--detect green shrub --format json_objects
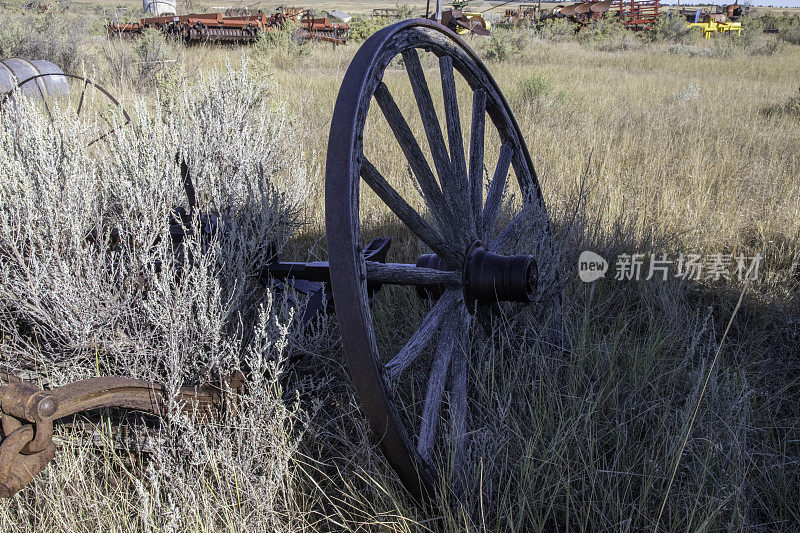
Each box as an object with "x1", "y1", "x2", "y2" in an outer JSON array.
[
  {"x1": 790, "y1": 87, "x2": 800, "y2": 117},
  {"x1": 0, "y1": 13, "x2": 85, "y2": 73},
  {"x1": 577, "y1": 18, "x2": 636, "y2": 51},
  {"x1": 250, "y1": 22, "x2": 309, "y2": 72},
  {"x1": 254, "y1": 22, "x2": 307, "y2": 56},
  {"x1": 763, "y1": 11, "x2": 800, "y2": 33},
  {"x1": 0, "y1": 20, "x2": 19, "y2": 58},
  {"x1": 515, "y1": 73, "x2": 567, "y2": 107},
  {"x1": 537, "y1": 18, "x2": 577, "y2": 42},
  {"x1": 651, "y1": 12, "x2": 692, "y2": 43},
  {"x1": 134, "y1": 29, "x2": 175, "y2": 78},
  {"x1": 484, "y1": 28, "x2": 527, "y2": 62},
  {"x1": 710, "y1": 37, "x2": 737, "y2": 58},
  {"x1": 721, "y1": 16, "x2": 781, "y2": 56},
  {"x1": 760, "y1": 12, "x2": 780, "y2": 33},
  {"x1": 778, "y1": 86, "x2": 800, "y2": 118},
  {"x1": 394, "y1": 3, "x2": 414, "y2": 19},
  {"x1": 790, "y1": 87, "x2": 800, "y2": 115},
  {"x1": 102, "y1": 28, "x2": 180, "y2": 90},
  {"x1": 518, "y1": 74, "x2": 553, "y2": 100},
  {"x1": 747, "y1": 36, "x2": 785, "y2": 56},
  {"x1": 347, "y1": 16, "x2": 389, "y2": 42},
  {"x1": 779, "y1": 25, "x2": 800, "y2": 45},
  {"x1": 739, "y1": 14, "x2": 765, "y2": 35}
]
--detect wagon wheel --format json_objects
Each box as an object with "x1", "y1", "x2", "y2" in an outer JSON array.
[
  {"x1": 2, "y1": 73, "x2": 131, "y2": 147},
  {"x1": 326, "y1": 19, "x2": 560, "y2": 500}
]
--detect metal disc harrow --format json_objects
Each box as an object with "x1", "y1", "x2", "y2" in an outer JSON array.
[
  {"x1": 0, "y1": 19, "x2": 558, "y2": 503},
  {"x1": 0, "y1": 72, "x2": 131, "y2": 147}
]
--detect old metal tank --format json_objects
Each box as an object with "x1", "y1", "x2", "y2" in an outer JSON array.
[
  {"x1": 143, "y1": 0, "x2": 176, "y2": 16},
  {"x1": 0, "y1": 58, "x2": 69, "y2": 101}
]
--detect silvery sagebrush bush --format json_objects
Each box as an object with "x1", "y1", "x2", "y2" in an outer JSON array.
[{"x1": 0, "y1": 60, "x2": 311, "y2": 529}]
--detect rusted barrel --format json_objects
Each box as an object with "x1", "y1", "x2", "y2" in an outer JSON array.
[{"x1": 0, "y1": 58, "x2": 69, "y2": 101}]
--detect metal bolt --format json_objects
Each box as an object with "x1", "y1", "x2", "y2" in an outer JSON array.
[{"x1": 34, "y1": 396, "x2": 57, "y2": 419}]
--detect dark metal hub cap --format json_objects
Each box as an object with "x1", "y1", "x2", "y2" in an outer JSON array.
[{"x1": 462, "y1": 240, "x2": 537, "y2": 309}]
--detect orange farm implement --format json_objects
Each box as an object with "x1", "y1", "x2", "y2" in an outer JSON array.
[
  {"x1": 553, "y1": 0, "x2": 659, "y2": 29},
  {"x1": 517, "y1": 0, "x2": 658, "y2": 29},
  {"x1": 614, "y1": 0, "x2": 660, "y2": 29},
  {"x1": 106, "y1": 9, "x2": 349, "y2": 44}
]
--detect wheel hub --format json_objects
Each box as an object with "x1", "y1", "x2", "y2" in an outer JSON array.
[{"x1": 462, "y1": 240, "x2": 537, "y2": 309}]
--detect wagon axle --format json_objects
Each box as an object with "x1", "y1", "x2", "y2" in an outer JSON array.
[{"x1": 265, "y1": 239, "x2": 537, "y2": 310}]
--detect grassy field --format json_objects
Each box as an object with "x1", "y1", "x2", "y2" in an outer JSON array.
[{"x1": 0, "y1": 4, "x2": 799, "y2": 532}]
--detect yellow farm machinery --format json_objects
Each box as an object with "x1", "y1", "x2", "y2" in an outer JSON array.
[{"x1": 688, "y1": 18, "x2": 742, "y2": 38}]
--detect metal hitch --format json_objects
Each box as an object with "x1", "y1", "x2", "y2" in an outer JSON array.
[{"x1": 0, "y1": 374, "x2": 243, "y2": 498}]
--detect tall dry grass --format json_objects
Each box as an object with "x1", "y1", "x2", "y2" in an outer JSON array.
[{"x1": 0, "y1": 13, "x2": 798, "y2": 532}]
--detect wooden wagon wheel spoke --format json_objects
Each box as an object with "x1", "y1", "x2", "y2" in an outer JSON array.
[
  {"x1": 439, "y1": 56, "x2": 466, "y2": 186},
  {"x1": 438, "y1": 55, "x2": 472, "y2": 236},
  {"x1": 489, "y1": 202, "x2": 536, "y2": 253},
  {"x1": 372, "y1": 82, "x2": 447, "y2": 227},
  {"x1": 326, "y1": 19, "x2": 559, "y2": 502},
  {"x1": 360, "y1": 158, "x2": 460, "y2": 265},
  {"x1": 417, "y1": 305, "x2": 470, "y2": 463},
  {"x1": 482, "y1": 143, "x2": 514, "y2": 239},
  {"x1": 448, "y1": 320, "x2": 469, "y2": 489},
  {"x1": 383, "y1": 289, "x2": 460, "y2": 380},
  {"x1": 402, "y1": 48, "x2": 453, "y2": 194},
  {"x1": 468, "y1": 88, "x2": 486, "y2": 238}
]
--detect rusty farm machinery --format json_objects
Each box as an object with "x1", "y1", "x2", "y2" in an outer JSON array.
[
  {"x1": 513, "y1": 0, "x2": 748, "y2": 34},
  {"x1": 683, "y1": 2, "x2": 747, "y2": 38},
  {"x1": 555, "y1": 0, "x2": 659, "y2": 29},
  {"x1": 500, "y1": 0, "x2": 660, "y2": 30},
  {"x1": 374, "y1": 2, "x2": 492, "y2": 36},
  {"x1": 502, "y1": 3, "x2": 544, "y2": 25},
  {"x1": 0, "y1": 19, "x2": 559, "y2": 502},
  {"x1": 107, "y1": 7, "x2": 350, "y2": 45}
]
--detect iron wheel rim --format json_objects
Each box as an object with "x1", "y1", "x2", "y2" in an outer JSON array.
[{"x1": 325, "y1": 18, "x2": 555, "y2": 501}]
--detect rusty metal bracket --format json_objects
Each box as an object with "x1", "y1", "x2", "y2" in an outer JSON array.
[{"x1": 0, "y1": 373, "x2": 243, "y2": 498}]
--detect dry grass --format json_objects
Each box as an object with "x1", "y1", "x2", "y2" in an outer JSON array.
[{"x1": 0, "y1": 9, "x2": 799, "y2": 532}]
